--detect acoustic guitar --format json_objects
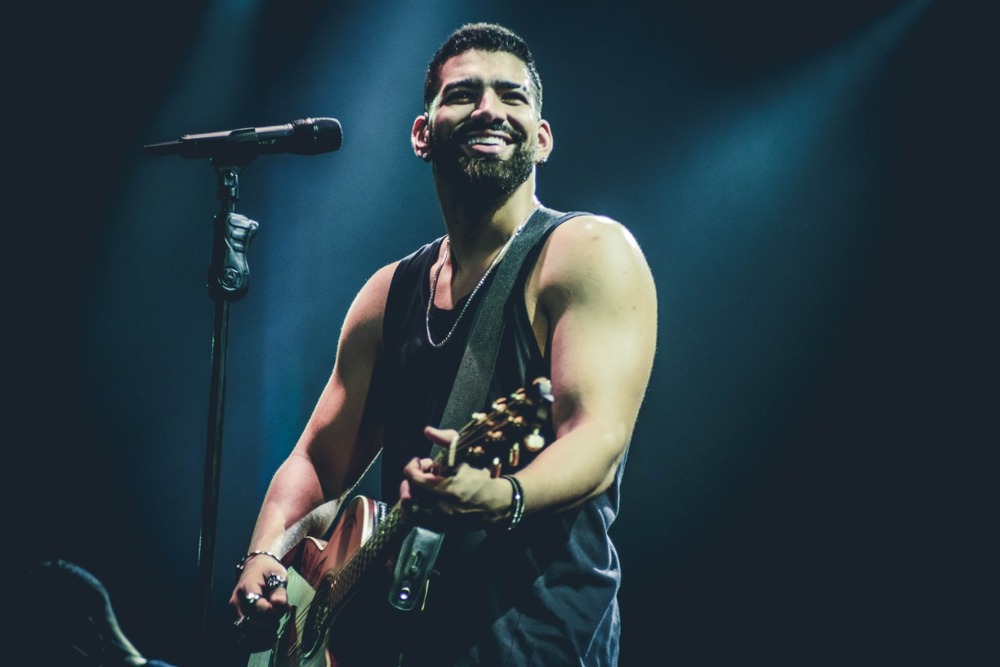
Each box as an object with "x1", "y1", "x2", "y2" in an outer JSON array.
[{"x1": 243, "y1": 377, "x2": 553, "y2": 667}]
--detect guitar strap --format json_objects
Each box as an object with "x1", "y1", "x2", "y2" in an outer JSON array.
[
  {"x1": 387, "y1": 205, "x2": 583, "y2": 612},
  {"x1": 436, "y1": 206, "x2": 581, "y2": 433}
]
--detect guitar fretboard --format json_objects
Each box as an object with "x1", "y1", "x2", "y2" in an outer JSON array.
[{"x1": 323, "y1": 501, "x2": 404, "y2": 607}]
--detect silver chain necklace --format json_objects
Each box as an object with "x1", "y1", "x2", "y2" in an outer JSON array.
[{"x1": 425, "y1": 207, "x2": 538, "y2": 348}]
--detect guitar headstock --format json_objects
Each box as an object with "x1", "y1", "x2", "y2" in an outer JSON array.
[{"x1": 441, "y1": 377, "x2": 554, "y2": 477}]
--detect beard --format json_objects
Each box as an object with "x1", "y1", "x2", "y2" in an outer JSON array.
[{"x1": 430, "y1": 120, "x2": 536, "y2": 201}]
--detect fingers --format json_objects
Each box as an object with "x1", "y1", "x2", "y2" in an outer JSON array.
[
  {"x1": 264, "y1": 573, "x2": 288, "y2": 594},
  {"x1": 402, "y1": 455, "x2": 444, "y2": 496},
  {"x1": 423, "y1": 425, "x2": 458, "y2": 446},
  {"x1": 233, "y1": 587, "x2": 288, "y2": 631},
  {"x1": 400, "y1": 458, "x2": 436, "y2": 523},
  {"x1": 232, "y1": 578, "x2": 286, "y2": 650},
  {"x1": 231, "y1": 566, "x2": 290, "y2": 627},
  {"x1": 403, "y1": 456, "x2": 437, "y2": 478},
  {"x1": 241, "y1": 591, "x2": 265, "y2": 616}
]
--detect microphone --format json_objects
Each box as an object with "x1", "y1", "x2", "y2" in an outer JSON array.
[{"x1": 142, "y1": 117, "x2": 343, "y2": 159}]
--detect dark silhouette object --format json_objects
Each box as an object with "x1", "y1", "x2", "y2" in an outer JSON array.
[{"x1": 24, "y1": 559, "x2": 178, "y2": 667}]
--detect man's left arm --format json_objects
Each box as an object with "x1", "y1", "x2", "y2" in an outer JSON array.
[{"x1": 515, "y1": 214, "x2": 658, "y2": 513}]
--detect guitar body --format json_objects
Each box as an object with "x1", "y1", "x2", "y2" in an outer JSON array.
[{"x1": 247, "y1": 495, "x2": 395, "y2": 667}]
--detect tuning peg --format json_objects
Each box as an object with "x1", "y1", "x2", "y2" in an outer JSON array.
[
  {"x1": 508, "y1": 442, "x2": 520, "y2": 468},
  {"x1": 524, "y1": 429, "x2": 545, "y2": 453},
  {"x1": 532, "y1": 377, "x2": 553, "y2": 401}
]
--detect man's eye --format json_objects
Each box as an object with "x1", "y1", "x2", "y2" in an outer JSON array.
[
  {"x1": 503, "y1": 93, "x2": 528, "y2": 105},
  {"x1": 445, "y1": 91, "x2": 473, "y2": 103}
]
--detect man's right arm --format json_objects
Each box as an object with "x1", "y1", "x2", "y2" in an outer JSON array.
[{"x1": 230, "y1": 261, "x2": 396, "y2": 622}]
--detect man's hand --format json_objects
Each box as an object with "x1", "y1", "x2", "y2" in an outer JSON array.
[
  {"x1": 399, "y1": 426, "x2": 515, "y2": 529},
  {"x1": 229, "y1": 553, "x2": 289, "y2": 648}
]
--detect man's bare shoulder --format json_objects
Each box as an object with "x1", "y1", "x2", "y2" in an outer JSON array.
[
  {"x1": 537, "y1": 213, "x2": 652, "y2": 284},
  {"x1": 549, "y1": 213, "x2": 634, "y2": 242},
  {"x1": 346, "y1": 260, "x2": 401, "y2": 325},
  {"x1": 365, "y1": 261, "x2": 402, "y2": 297}
]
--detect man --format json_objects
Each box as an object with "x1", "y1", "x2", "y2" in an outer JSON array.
[{"x1": 231, "y1": 22, "x2": 657, "y2": 666}]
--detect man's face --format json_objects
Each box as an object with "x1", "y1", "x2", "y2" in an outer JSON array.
[{"x1": 425, "y1": 50, "x2": 547, "y2": 198}]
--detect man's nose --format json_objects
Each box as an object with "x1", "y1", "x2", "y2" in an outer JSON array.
[{"x1": 470, "y1": 89, "x2": 504, "y2": 122}]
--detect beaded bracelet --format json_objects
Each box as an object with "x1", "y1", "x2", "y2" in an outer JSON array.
[
  {"x1": 502, "y1": 474, "x2": 525, "y2": 531},
  {"x1": 235, "y1": 550, "x2": 282, "y2": 573}
]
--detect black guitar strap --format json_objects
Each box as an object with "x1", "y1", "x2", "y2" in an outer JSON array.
[
  {"x1": 438, "y1": 205, "x2": 581, "y2": 433},
  {"x1": 387, "y1": 205, "x2": 583, "y2": 612}
]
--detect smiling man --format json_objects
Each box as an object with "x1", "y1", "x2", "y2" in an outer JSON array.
[
  {"x1": 416, "y1": 46, "x2": 549, "y2": 206},
  {"x1": 231, "y1": 23, "x2": 657, "y2": 666}
]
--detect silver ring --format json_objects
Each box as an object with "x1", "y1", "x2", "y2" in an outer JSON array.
[
  {"x1": 264, "y1": 573, "x2": 287, "y2": 591},
  {"x1": 244, "y1": 592, "x2": 262, "y2": 606}
]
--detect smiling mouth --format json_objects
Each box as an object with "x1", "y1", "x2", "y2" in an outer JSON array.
[
  {"x1": 456, "y1": 134, "x2": 513, "y2": 158},
  {"x1": 464, "y1": 135, "x2": 509, "y2": 146}
]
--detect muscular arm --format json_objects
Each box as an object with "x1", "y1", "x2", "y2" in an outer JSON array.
[
  {"x1": 231, "y1": 261, "x2": 395, "y2": 619},
  {"x1": 517, "y1": 215, "x2": 657, "y2": 512}
]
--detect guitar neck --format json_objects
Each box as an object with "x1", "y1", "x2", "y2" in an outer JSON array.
[{"x1": 323, "y1": 501, "x2": 406, "y2": 608}]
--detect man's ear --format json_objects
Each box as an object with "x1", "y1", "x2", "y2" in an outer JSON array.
[
  {"x1": 535, "y1": 119, "x2": 554, "y2": 165},
  {"x1": 411, "y1": 113, "x2": 432, "y2": 162}
]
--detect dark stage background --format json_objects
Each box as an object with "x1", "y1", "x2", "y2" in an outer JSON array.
[{"x1": 11, "y1": 1, "x2": 992, "y2": 665}]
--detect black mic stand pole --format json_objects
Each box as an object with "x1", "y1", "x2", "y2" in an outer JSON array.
[{"x1": 197, "y1": 156, "x2": 259, "y2": 647}]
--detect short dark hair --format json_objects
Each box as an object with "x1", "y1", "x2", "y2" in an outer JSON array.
[{"x1": 423, "y1": 23, "x2": 543, "y2": 114}]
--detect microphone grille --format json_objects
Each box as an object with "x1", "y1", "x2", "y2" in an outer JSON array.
[{"x1": 291, "y1": 117, "x2": 343, "y2": 154}]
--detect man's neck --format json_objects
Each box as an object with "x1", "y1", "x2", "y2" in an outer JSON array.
[{"x1": 434, "y1": 174, "x2": 540, "y2": 272}]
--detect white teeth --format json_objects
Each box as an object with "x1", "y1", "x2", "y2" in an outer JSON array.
[{"x1": 465, "y1": 136, "x2": 505, "y2": 145}]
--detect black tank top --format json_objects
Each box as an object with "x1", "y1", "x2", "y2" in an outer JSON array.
[{"x1": 371, "y1": 219, "x2": 624, "y2": 666}]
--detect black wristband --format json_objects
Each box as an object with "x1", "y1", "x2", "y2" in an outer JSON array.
[{"x1": 502, "y1": 474, "x2": 525, "y2": 530}]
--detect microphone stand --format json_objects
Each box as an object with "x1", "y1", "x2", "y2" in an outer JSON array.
[{"x1": 197, "y1": 156, "x2": 259, "y2": 646}]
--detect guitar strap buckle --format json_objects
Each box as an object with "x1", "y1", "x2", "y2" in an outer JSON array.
[{"x1": 388, "y1": 526, "x2": 444, "y2": 612}]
